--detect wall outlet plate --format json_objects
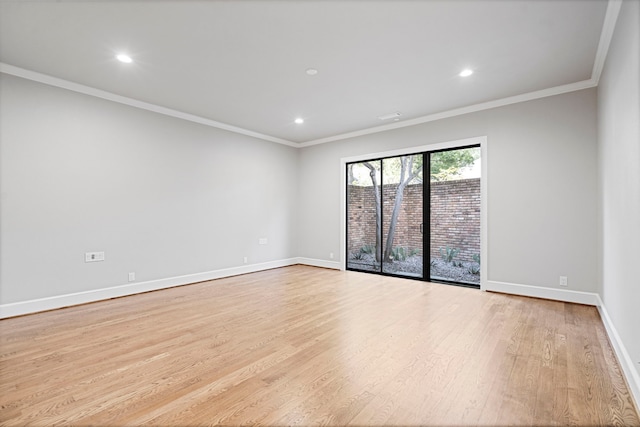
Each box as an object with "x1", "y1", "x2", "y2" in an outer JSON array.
[
  {"x1": 559, "y1": 276, "x2": 568, "y2": 287},
  {"x1": 85, "y1": 252, "x2": 105, "y2": 262}
]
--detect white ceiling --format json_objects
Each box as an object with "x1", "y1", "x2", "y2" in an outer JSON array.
[{"x1": 0, "y1": 0, "x2": 609, "y2": 145}]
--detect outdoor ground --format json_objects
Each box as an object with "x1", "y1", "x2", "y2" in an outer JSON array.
[{"x1": 347, "y1": 254, "x2": 480, "y2": 285}]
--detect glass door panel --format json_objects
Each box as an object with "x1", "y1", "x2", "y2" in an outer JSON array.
[
  {"x1": 381, "y1": 155, "x2": 423, "y2": 277},
  {"x1": 347, "y1": 161, "x2": 381, "y2": 272},
  {"x1": 429, "y1": 147, "x2": 481, "y2": 286}
]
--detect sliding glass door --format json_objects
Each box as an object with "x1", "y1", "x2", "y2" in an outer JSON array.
[
  {"x1": 347, "y1": 145, "x2": 480, "y2": 287},
  {"x1": 428, "y1": 146, "x2": 481, "y2": 287},
  {"x1": 346, "y1": 160, "x2": 382, "y2": 273},
  {"x1": 346, "y1": 155, "x2": 423, "y2": 278},
  {"x1": 381, "y1": 156, "x2": 423, "y2": 277}
]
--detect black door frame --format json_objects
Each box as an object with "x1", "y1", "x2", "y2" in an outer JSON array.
[{"x1": 345, "y1": 143, "x2": 481, "y2": 288}]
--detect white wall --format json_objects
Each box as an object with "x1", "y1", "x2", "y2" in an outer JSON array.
[
  {"x1": 297, "y1": 88, "x2": 599, "y2": 294},
  {"x1": 598, "y1": 0, "x2": 640, "y2": 399},
  {"x1": 0, "y1": 74, "x2": 298, "y2": 305},
  {"x1": 0, "y1": 72, "x2": 601, "y2": 306}
]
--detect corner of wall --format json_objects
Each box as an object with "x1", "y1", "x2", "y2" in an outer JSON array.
[{"x1": 596, "y1": 296, "x2": 640, "y2": 412}]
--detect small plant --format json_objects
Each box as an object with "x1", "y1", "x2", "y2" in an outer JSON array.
[
  {"x1": 467, "y1": 253, "x2": 481, "y2": 275},
  {"x1": 439, "y1": 247, "x2": 459, "y2": 263},
  {"x1": 430, "y1": 259, "x2": 436, "y2": 267},
  {"x1": 391, "y1": 246, "x2": 408, "y2": 262},
  {"x1": 351, "y1": 251, "x2": 365, "y2": 260},
  {"x1": 409, "y1": 248, "x2": 420, "y2": 257},
  {"x1": 360, "y1": 245, "x2": 375, "y2": 254}
]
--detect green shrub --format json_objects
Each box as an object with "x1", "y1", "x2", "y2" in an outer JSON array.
[
  {"x1": 439, "y1": 247, "x2": 459, "y2": 263},
  {"x1": 391, "y1": 246, "x2": 408, "y2": 262},
  {"x1": 360, "y1": 245, "x2": 375, "y2": 254}
]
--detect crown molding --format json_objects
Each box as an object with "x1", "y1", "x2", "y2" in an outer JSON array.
[
  {"x1": 592, "y1": 0, "x2": 622, "y2": 83},
  {"x1": 0, "y1": 62, "x2": 599, "y2": 149},
  {"x1": 0, "y1": 63, "x2": 298, "y2": 148},
  {"x1": 4, "y1": 5, "x2": 613, "y2": 155},
  {"x1": 298, "y1": 78, "x2": 598, "y2": 147}
]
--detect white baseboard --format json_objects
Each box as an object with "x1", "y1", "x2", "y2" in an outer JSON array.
[
  {"x1": 296, "y1": 257, "x2": 341, "y2": 270},
  {"x1": 485, "y1": 280, "x2": 600, "y2": 306},
  {"x1": 0, "y1": 258, "x2": 299, "y2": 319},
  {"x1": 596, "y1": 296, "x2": 640, "y2": 411}
]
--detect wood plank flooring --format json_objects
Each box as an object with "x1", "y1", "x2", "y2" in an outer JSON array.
[{"x1": 1, "y1": 265, "x2": 638, "y2": 426}]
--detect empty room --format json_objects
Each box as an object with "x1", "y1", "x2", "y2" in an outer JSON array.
[{"x1": 1, "y1": 0, "x2": 639, "y2": 425}]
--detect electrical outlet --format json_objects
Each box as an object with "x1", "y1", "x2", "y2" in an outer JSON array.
[
  {"x1": 330, "y1": 252, "x2": 334, "y2": 259},
  {"x1": 559, "y1": 276, "x2": 568, "y2": 287},
  {"x1": 85, "y1": 252, "x2": 105, "y2": 263},
  {"x1": 259, "y1": 238, "x2": 268, "y2": 245},
  {"x1": 243, "y1": 257, "x2": 248, "y2": 264},
  {"x1": 128, "y1": 272, "x2": 135, "y2": 282}
]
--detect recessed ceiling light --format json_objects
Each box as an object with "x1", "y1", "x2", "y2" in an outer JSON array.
[
  {"x1": 306, "y1": 68, "x2": 318, "y2": 76},
  {"x1": 116, "y1": 54, "x2": 133, "y2": 64},
  {"x1": 459, "y1": 69, "x2": 473, "y2": 77},
  {"x1": 294, "y1": 118, "x2": 304, "y2": 124}
]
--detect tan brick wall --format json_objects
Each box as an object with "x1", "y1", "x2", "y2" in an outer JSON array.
[
  {"x1": 347, "y1": 178, "x2": 480, "y2": 263},
  {"x1": 429, "y1": 179, "x2": 480, "y2": 263}
]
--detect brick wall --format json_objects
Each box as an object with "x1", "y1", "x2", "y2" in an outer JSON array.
[
  {"x1": 347, "y1": 178, "x2": 480, "y2": 262},
  {"x1": 429, "y1": 179, "x2": 480, "y2": 263},
  {"x1": 346, "y1": 184, "x2": 379, "y2": 254}
]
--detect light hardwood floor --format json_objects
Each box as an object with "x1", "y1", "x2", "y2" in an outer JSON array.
[{"x1": 1, "y1": 265, "x2": 638, "y2": 426}]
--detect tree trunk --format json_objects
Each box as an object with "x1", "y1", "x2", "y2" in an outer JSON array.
[
  {"x1": 383, "y1": 156, "x2": 419, "y2": 262},
  {"x1": 383, "y1": 186, "x2": 406, "y2": 261},
  {"x1": 347, "y1": 164, "x2": 355, "y2": 185},
  {"x1": 363, "y1": 162, "x2": 382, "y2": 263}
]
